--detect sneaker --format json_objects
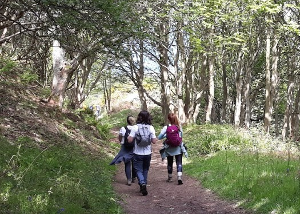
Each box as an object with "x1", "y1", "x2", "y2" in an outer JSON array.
[
  {"x1": 127, "y1": 179, "x2": 132, "y2": 186},
  {"x1": 141, "y1": 184, "x2": 148, "y2": 196},
  {"x1": 178, "y1": 180, "x2": 183, "y2": 185},
  {"x1": 166, "y1": 177, "x2": 172, "y2": 182}
]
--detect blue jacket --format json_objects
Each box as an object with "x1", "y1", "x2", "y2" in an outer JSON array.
[{"x1": 110, "y1": 145, "x2": 134, "y2": 165}]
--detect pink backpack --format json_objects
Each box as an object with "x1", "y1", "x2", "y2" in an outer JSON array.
[{"x1": 166, "y1": 125, "x2": 182, "y2": 147}]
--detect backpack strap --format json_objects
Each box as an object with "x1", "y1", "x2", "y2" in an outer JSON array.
[
  {"x1": 140, "y1": 124, "x2": 147, "y2": 135},
  {"x1": 124, "y1": 126, "x2": 129, "y2": 135}
]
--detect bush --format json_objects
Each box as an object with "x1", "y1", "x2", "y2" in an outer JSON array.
[
  {"x1": 20, "y1": 70, "x2": 38, "y2": 84},
  {"x1": 0, "y1": 58, "x2": 17, "y2": 73}
]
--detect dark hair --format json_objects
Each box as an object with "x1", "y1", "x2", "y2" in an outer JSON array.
[
  {"x1": 168, "y1": 113, "x2": 180, "y2": 126},
  {"x1": 136, "y1": 110, "x2": 152, "y2": 125}
]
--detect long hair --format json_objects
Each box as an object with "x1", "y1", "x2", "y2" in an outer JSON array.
[
  {"x1": 136, "y1": 110, "x2": 152, "y2": 125},
  {"x1": 168, "y1": 113, "x2": 180, "y2": 126}
]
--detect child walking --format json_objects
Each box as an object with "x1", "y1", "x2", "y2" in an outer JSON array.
[{"x1": 110, "y1": 115, "x2": 138, "y2": 185}]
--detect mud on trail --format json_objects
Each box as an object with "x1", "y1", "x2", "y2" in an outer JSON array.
[{"x1": 111, "y1": 132, "x2": 251, "y2": 214}]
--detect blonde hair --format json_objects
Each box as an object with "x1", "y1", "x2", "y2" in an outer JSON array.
[{"x1": 127, "y1": 116, "x2": 136, "y2": 125}]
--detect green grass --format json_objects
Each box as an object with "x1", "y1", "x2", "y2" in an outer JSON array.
[
  {"x1": 105, "y1": 109, "x2": 138, "y2": 128},
  {"x1": 183, "y1": 123, "x2": 248, "y2": 155},
  {"x1": 184, "y1": 124, "x2": 300, "y2": 214},
  {"x1": 0, "y1": 136, "x2": 123, "y2": 214},
  {"x1": 3, "y1": 106, "x2": 300, "y2": 214}
]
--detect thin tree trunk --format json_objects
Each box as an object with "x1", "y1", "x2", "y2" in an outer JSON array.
[
  {"x1": 271, "y1": 37, "x2": 280, "y2": 136},
  {"x1": 188, "y1": 53, "x2": 204, "y2": 124},
  {"x1": 264, "y1": 29, "x2": 272, "y2": 133},
  {"x1": 291, "y1": 86, "x2": 300, "y2": 141},
  {"x1": 234, "y1": 51, "x2": 243, "y2": 127},
  {"x1": 282, "y1": 56, "x2": 294, "y2": 140},
  {"x1": 103, "y1": 71, "x2": 112, "y2": 113},
  {"x1": 158, "y1": 21, "x2": 170, "y2": 124},
  {"x1": 289, "y1": 53, "x2": 299, "y2": 140},
  {"x1": 176, "y1": 22, "x2": 186, "y2": 123},
  {"x1": 221, "y1": 52, "x2": 228, "y2": 123},
  {"x1": 205, "y1": 54, "x2": 214, "y2": 123},
  {"x1": 244, "y1": 65, "x2": 251, "y2": 128},
  {"x1": 138, "y1": 40, "x2": 147, "y2": 110}
]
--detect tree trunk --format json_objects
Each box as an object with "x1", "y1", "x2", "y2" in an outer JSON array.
[
  {"x1": 271, "y1": 37, "x2": 279, "y2": 136},
  {"x1": 264, "y1": 28, "x2": 272, "y2": 133},
  {"x1": 138, "y1": 40, "x2": 147, "y2": 110},
  {"x1": 244, "y1": 35, "x2": 260, "y2": 128},
  {"x1": 234, "y1": 51, "x2": 243, "y2": 127},
  {"x1": 158, "y1": 21, "x2": 170, "y2": 124},
  {"x1": 49, "y1": 40, "x2": 67, "y2": 108},
  {"x1": 221, "y1": 52, "x2": 228, "y2": 123},
  {"x1": 48, "y1": 40, "x2": 85, "y2": 109},
  {"x1": 70, "y1": 57, "x2": 95, "y2": 109},
  {"x1": 184, "y1": 52, "x2": 196, "y2": 123},
  {"x1": 205, "y1": 54, "x2": 214, "y2": 123},
  {"x1": 282, "y1": 56, "x2": 294, "y2": 140},
  {"x1": 176, "y1": 22, "x2": 186, "y2": 123},
  {"x1": 103, "y1": 71, "x2": 112, "y2": 113},
  {"x1": 244, "y1": 65, "x2": 252, "y2": 128},
  {"x1": 291, "y1": 86, "x2": 300, "y2": 141},
  {"x1": 289, "y1": 54, "x2": 299, "y2": 141}
]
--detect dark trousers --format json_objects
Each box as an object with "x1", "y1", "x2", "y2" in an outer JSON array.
[
  {"x1": 125, "y1": 160, "x2": 136, "y2": 180},
  {"x1": 167, "y1": 154, "x2": 183, "y2": 174}
]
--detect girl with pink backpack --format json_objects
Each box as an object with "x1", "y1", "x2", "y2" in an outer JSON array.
[{"x1": 158, "y1": 113, "x2": 188, "y2": 185}]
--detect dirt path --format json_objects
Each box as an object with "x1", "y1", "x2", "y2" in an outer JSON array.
[{"x1": 111, "y1": 132, "x2": 251, "y2": 214}]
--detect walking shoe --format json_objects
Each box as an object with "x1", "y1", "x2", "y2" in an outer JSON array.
[
  {"x1": 178, "y1": 180, "x2": 183, "y2": 185},
  {"x1": 166, "y1": 177, "x2": 173, "y2": 182},
  {"x1": 127, "y1": 179, "x2": 132, "y2": 186},
  {"x1": 141, "y1": 184, "x2": 148, "y2": 196}
]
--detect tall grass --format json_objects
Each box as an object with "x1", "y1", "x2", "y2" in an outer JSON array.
[
  {"x1": 0, "y1": 108, "x2": 141, "y2": 214},
  {"x1": 0, "y1": 135, "x2": 122, "y2": 214},
  {"x1": 184, "y1": 124, "x2": 300, "y2": 214}
]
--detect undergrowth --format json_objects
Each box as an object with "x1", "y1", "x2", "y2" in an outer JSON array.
[
  {"x1": 0, "y1": 135, "x2": 122, "y2": 214},
  {"x1": 184, "y1": 123, "x2": 300, "y2": 214}
]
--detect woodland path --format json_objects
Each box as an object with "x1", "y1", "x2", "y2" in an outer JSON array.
[{"x1": 111, "y1": 129, "x2": 252, "y2": 214}]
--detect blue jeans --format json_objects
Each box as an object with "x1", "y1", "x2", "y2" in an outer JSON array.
[{"x1": 133, "y1": 154, "x2": 151, "y2": 185}]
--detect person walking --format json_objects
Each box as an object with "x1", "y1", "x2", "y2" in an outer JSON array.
[
  {"x1": 127, "y1": 110, "x2": 157, "y2": 196},
  {"x1": 158, "y1": 112, "x2": 187, "y2": 185},
  {"x1": 110, "y1": 115, "x2": 138, "y2": 186}
]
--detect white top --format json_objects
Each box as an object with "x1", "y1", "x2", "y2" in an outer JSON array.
[
  {"x1": 129, "y1": 124, "x2": 156, "y2": 155},
  {"x1": 119, "y1": 125, "x2": 138, "y2": 144}
]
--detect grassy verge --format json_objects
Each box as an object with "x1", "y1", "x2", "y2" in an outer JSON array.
[
  {"x1": 0, "y1": 107, "x2": 140, "y2": 214},
  {"x1": 184, "y1": 124, "x2": 300, "y2": 214},
  {"x1": 4, "y1": 104, "x2": 300, "y2": 214},
  {"x1": 0, "y1": 135, "x2": 122, "y2": 214}
]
